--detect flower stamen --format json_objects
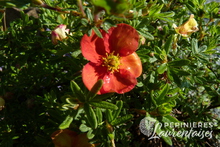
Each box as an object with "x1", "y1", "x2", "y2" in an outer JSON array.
[{"x1": 102, "y1": 52, "x2": 121, "y2": 73}]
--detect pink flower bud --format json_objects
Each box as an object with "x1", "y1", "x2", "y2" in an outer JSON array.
[{"x1": 51, "y1": 24, "x2": 70, "y2": 45}]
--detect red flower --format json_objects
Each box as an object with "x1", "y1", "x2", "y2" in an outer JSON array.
[{"x1": 81, "y1": 23, "x2": 142, "y2": 94}]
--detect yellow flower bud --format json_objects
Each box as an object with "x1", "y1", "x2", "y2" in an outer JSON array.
[
  {"x1": 173, "y1": 14, "x2": 199, "y2": 37},
  {"x1": 32, "y1": 0, "x2": 44, "y2": 5}
]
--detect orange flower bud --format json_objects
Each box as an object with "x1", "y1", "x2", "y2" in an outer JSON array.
[
  {"x1": 74, "y1": 134, "x2": 96, "y2": 147},
  {"x1": 51, "y1": 24, "x2": 70, "y2": 45},
  {"x1": 51, "y1": 129, "x2": 96, "y2": 147},
  {"x1": 173, "y1": 14, "x2": 199, "y2": 37},
  {"x1": 51, "y1": 129, "x2": 77, "y2": 147}
]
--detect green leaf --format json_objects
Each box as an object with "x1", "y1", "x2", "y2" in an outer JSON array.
[
  {"x1": 164, "y1": 35, "x2": 174, "y2": 54},
  {"x1": 93, "y1": 93, "x2": 113, "y2": 101},
  {"x1": 158, "y1": 103, "x2": 173, "y2": 116},
  {"x1": 162, "y1": 115, "x2": 179, "y2": 123},
  {"x1": 110, "y1": 114, "x2": 133, "y2": 126},
  {"x1": 170, "y1": 68, "x2": 191, "y2": 76},
  {"x1": 157, "y1": 63, "x2": 167, "y2": 74},
  {"x1": 112, "y1": 100, "x2": 123, "y2": 118},
  {"x1": 157, "y1": 12, "x2": 175, "y2": 18},
  {"x1": 161, "y1": 135, "x2": 173, "y2": 146},
  {"x1": 106, "y1": 109, "x2": 113, "y2": 123},
  {"x1": 192, "y1": 38, "x2": 198, "y2": 55},
  {"x1": 185, "y1": 2, "x2": 197, "y2": 14},
  {"x1": 168, "y1": 59, "x2": 190, "y2": 67},
  {"x1": 157, "y1": 84, "x2": 170, "y2": 105},
  {"x1": 156, "y1": 12, "x2": 175, "y2": 22},
  {"x1": 149, "y1": 4, "x2": 164, "y2": 16},
  {"x1": 89, "y1": 101, "x2": 118, "y2": 110},
  {"x1": 87, "y1": 129, "x2": 95, "y2": 139},
  {"x1": 93, "y1": 26, "x2": 103, "y2": 38},
  {"x1": 154, "y1": 121, "x2": 173, "y2": 145},
  {"x1": 79, "y1": 124, "x2": 91, "y2": 132},
  {"x1": 81, "y1": 18, "x2": 89, "y2": 26},
  {"x1": 92, "y1": 0, "x2": 111, "y2": 14},
  {"x1": 198, "y1": 45, "x2": 207, "y2": 53},
  {"x1": 137, "y1": 30, "x2": 154, "y2": 40},
  {"x1": 95, "y1": 107, "x2": 103, "y2": 124},
  {"x1": 70, "y1": 80, "x2": 85, "y2": 102},
  {"x1": 86, "y1": 79, "x2": 103, "y2": 101},
  {"x1": 91, "y1": 0, "x2": 130, "y2": 15},
  {"x1": 59, "y1": 115, "x2": 73, "y2": 129},
  {"x1": 85, "y1": 8, "x2": 93, "y2": 22},
  {"x1": 84, "y1": 103, "x2": 98, "y2": 129}
]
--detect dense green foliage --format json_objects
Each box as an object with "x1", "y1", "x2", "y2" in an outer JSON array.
[{"x1": 0, "y1": 0, "x2": 219, "y2": 146}]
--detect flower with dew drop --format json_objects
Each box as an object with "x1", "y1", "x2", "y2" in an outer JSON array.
[{"x1": 81, "y1": 23, "x2": 142, "y2": 94}]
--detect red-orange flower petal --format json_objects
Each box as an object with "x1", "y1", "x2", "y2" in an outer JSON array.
[
  {"x1": 82, "y1": 62, "x2": 137, "y2": 94},
  {"x1": 102, "y1": 69, "x2": 137, "y2": 94},
  {"x1": 81, "y1": 31, "x2": 109, "y2": 63},
  {"x1": 108, "y1": 23, "x2": 139, "y2": 56},
  {"x1": 119, "y1": 52, "x2": 142, "y2": 77},
  {"x1": 82, "y1": 62, "x2": 107, "y2": 94},
  {"x1": 81, "y1": 23, "x2": 139, "y2": 62}
]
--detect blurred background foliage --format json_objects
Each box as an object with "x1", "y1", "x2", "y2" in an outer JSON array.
[{"x1": 0, "y1": 0, "x2": 220, "y2": 146}]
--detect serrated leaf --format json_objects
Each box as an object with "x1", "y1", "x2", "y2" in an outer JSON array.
[
  {"x1": 157, "y1": 63, "x2": 167, "y2": 74},
  {"x1": 59, "y1": 115, "x2": 73, "y2": 129},
  {"x1": 168, "y1": 59, "x2": 190, "y2": 67},
  {"x1": 70, "y1": 80, "x2": 85, "y2": 102},
  {"x1": 84, "y1": 103, "x2": 98, "y2": 129},
  {"x1": 89, "y1": 101, "x2": 118, "y2": 110},
  {"x1": 110, "y1": 114, "x2": 133, "y2": 126}
]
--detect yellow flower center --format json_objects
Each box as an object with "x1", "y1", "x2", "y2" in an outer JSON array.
[{"x1": 102, "y1": 52, "x2": 121, "y2": 73}]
